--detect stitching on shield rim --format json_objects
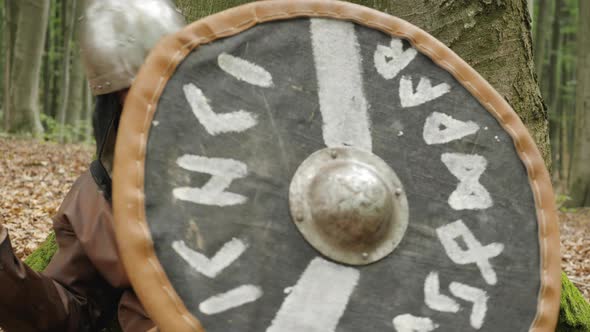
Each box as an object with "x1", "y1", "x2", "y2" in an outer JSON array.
[{"x1": 112, "y1": 1, "x2": 560, "y2": 332}]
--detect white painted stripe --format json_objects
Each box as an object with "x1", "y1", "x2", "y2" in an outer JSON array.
[
  {"x1": 310, "y1": 18, "x2": 372, "y2": 151},
  {"x1": 399, "y1": 76, "x2": 450, "y2": 108},
  {"x1": 183, "y1": 83, "x2": 258, "y2": 136},
  {"x1": 449, "y1": 282, "x2": 488, "y2": 329},
  {"x1": 393, "y1": 314, "x2": 439, "y2": 332},
  {"x1": 173, "y1": 154, "x2": 248, "y2": 206},
  {"x1": 266, "y1": 257, "x2": 359, "y2": 332},
  {"x1": 218, "y1": 53, "x2": 274, "y2": 87},
  {"x1": 172, "y1": 238, "x2": 248, "y2": 278},
  {"x1": 199, "y1": 284, "x2": 263, "y2": 315},
  {"x1": 424, "y1": 271, "x2": 460, "y2": 313}
]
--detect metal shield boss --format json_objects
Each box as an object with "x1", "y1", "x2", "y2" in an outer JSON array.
[{"x1": 113, "y1": 1, "x2": 561, "y2": 332}]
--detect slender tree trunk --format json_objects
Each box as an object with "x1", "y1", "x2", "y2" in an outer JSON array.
[
  {"x1": 47, "y1": 0, "x2": 61, "y2": 119},
  {"x1": 176, "y1": 0, "x2": 551, "y2": 166},
  {"x1": 42, "y1": 14, "x2": 52, "y2": 118},
  {"x1": 0, "y1": 0, "x2": 4, "y2": 117},
  {"x1": 547, "y1": 0, "x2": 563, "y2": 178},
  {"x1": 533, "y1": 0, "x2": 550, "y2": 83},
  {"x1": 56, "y1": 0, "x2": 78, "y2": 142},
  {"x1": 65, "y1": 45, "x2": 84, "y2": 142},
  {"x1": 3, "y1": 0, "x2": 16, "y2": 132},
  {"x1": 79, "y1": 80, "x2": 93, "y2": 142},
  {"x1": 6, "y1": 0, "x2": 49, "y2": 136},
  {"x1": 567, "y1": 0, "x2": 590, "y2": 206}
]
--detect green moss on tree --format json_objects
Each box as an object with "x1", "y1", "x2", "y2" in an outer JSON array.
[{"x1": 557, "y1": 272, "x2": 590, "y2": 332}]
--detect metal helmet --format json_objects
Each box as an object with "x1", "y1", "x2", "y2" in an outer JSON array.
[{"x1": 80, "y1": 0, "x2": 185, "y2": 95}]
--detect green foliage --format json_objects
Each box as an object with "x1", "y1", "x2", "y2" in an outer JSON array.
[
  {"x1": 557, "y1": 272, "x2": 590, "y2": 332},
  {"x1": 40, "y1": 113, "x2": 91, "y2": 143}
]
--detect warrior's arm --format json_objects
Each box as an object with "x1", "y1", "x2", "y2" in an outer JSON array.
[{"x1": 0, "y1": 175, "x2": 122, "y2": 332}]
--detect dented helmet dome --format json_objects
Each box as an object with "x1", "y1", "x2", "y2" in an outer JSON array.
[{"x1": 80, "y1": 0, "x2": 185, "y2": 96}]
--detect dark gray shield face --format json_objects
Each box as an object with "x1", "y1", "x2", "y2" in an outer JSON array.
[{"x1": 144, "y1": 18, "x2": 541, "y2": 331}]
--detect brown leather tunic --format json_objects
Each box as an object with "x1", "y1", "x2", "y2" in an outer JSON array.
[{"x1": 0, "y1": 171, "x2": 155, "y2": 332}]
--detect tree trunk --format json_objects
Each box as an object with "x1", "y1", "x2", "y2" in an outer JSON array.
[
  {"x1": 175, "y1": 0, "x2": 551, "y2": 167},
  {"x1": 65, "y1": 45, "x2": 84, "y2": 142},
  {"x1": 79, "y1": 80, "x2": 93, "y2": 142},
  {"x1": 533, "y1": 0, "x2": 550, "y2": 83},
  {"x1": 547, "y1": 0, "x2": 563, "y2": 179},
  {"x1": 56, "y1": 0, "x2": 78, "y2": 142},
  {"x1": 6, "y1": 0, "x2": 49, "y2": 136},
  {"x1": 41, "y1": 10, "x2": 52, "y2": 118},
  {"x1": 0, "y1": 0, "x2": 4, "y2": 117},
  {"x1": 2, "y1": 0, "x2": 16, "y2": 132},
  {"x1": 567, "y1": 0, "x2": 590, "y2": 207}
]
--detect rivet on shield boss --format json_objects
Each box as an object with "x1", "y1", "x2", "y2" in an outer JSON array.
[{"x1": 112, "y1": 1, "x2": 561, "y2": 332}]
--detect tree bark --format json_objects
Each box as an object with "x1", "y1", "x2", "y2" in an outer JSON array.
[
  {"x1": 567, "y1": 0, "x2": 590, "y2": 207},
  {"x1": 6, "y1": 0, "x2": 49, "y2": 136}
]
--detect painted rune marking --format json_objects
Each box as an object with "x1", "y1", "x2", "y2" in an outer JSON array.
[
  {"x1": 374, "y1": 38, "x2": 417, "y2": 80},
  {"x1": 310, "y1": 18, "x2": 372, "y2": 151},
  {"x1": 423, "y1": 112, "x2": 480, "y2": 145},
  {"x1": 437, "y1": 220, "x2": 504, "y2": 285},
  {"x1": 172, "y1": 238, "x2": 248, "y2": 278},
  {"x1": 199, "y1": 284, "x2": 263, "y2": 315},
  {"x1": 449, "y1": 282, "x2": 489, "y2": 329},
  {"x1": 218, "y1": 52, "x2": 274, "y2": 87},
  {"x1": 183, "y1": 83, "x2": 258, "y2": 136},
  {"x1": 424, "y1": 272, "x2": 460, "y2": 313},
  {"x1": 266, "y1": 257, "x2": 359, "y2": 332},
  {"x1": 173, "y1": 154, "x2": 248, "y2": 206},
  {"x1": 441, "y1": 153, "x2": 493, "y2": 210},
  {"x1": 393, "y1": 314, "x2": 439, "y2": 332},
  {"x1": 399, "y1": 76, "x2": 450, "y2": 108}
]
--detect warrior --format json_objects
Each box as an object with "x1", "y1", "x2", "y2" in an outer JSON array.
[{"x1": 0, "y1": 1, "x2": 185, "y2": 331}]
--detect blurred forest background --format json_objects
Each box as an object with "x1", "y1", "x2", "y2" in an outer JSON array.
[{"x1": 0, "y1": 0, "x2": 588, "y2": 207}]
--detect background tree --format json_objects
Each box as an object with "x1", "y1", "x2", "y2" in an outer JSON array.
[
  {"x1": 567, "y1": 0, "x2": 590, "y2": 206},
  {"x1": 3, "y1": 0, "x2": 50, "y2": 136}
]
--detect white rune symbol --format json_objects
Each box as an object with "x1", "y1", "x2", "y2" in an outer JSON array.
[
  {"x1": 423, "y1": 271, "x2": 490, "y2": 330},
  {"x1": 399, "y1": 76, "x2": 451, "y2": 108},
  {"x1": 441, "y1": 153, "x2": 493, "y2": 210},
  {"x1": 424, "y1": 272, "x2": 460, "y2": 313},
  {"x1": 437, "y1": 220, "x2": 504, "y2": 285},
  {"x1": 374, "y1": 38, "x2": 418, "y2": 80},
  {"x1": 423, "y1": 112, "x2": 480, "y2": 145},
  {"x1": 392, "y1": 314, "x2": 439, "y2": 332},
  {"x1": 173, "y1": 155, "x2": 248, "y2": 207}
]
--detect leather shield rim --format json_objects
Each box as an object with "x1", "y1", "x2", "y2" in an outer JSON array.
[{"x1": 112, "y1": 1, "x2": 561, "y2": 331}]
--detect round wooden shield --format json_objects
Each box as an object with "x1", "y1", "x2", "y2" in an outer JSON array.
[{"x1": 112, "y1": 1, "x2": 560, "y2": 332}]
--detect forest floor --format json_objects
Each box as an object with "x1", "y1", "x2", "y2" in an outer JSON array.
[{"x1": 1, "y1": 136, "x2": 589, "y2": 302}]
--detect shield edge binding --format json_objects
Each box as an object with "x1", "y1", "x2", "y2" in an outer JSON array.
[{"x1": 112, "y1": 1, "x2": 561, "y2": 331}]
